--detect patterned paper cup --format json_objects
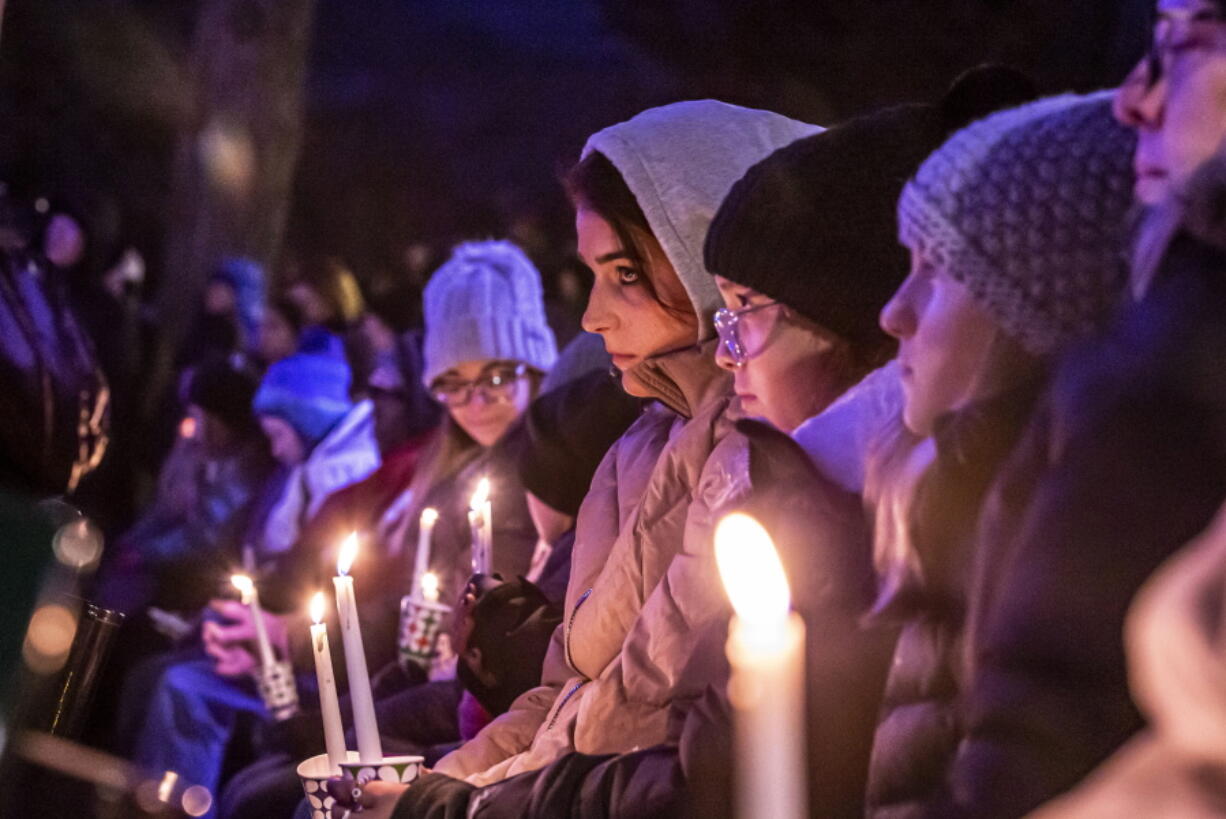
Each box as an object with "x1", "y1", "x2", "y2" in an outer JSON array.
[
  {"x1": 398, "y1": 596, "x2": 452, "y2": 672},
  {"x1": 254, "y1": 659, "x2": 299, "y2": 720},
  {"x1": 298, "y1": 751, "x2": 359, "y2": 819},
  {"x1": 339, "y1": 754, "x2": 425, "y2": 787}
]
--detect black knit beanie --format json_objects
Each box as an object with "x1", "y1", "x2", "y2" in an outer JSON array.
[
  {"x1": 187, "y1": 356, "x2": 260, "y2": 437},
  {"x1": 704, "y1": 65, "x2": 1037, "y2": 359},
  {"x1": 503, "y1": 368, "x2": 642, "y2": 518}
]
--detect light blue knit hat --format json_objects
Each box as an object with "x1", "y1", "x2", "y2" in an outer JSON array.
[
  {"x1": 897, "y1": 91, "x2": 1135, "y2": 355},
  {"x1": 252, "y1": 329, "x2": 353, "y2": 449},
  {"x1": 422, "y1": 240, "x2": 558, "y2": 386}
]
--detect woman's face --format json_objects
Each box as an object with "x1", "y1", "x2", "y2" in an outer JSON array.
[
  {"x1": 1115, "y1": 0, "x2": 1226, "y2": 205},
  {"x1": 713, "y1": 276, "x2": 848, "y2": 432},
  {"x1": 879, "y1": 243, "x2": 999, "y2": 436},
  {"x1": 434, "y1": 360, "x2": 532, "y2": 447},
  {"x1": 259, "y1": 415, "x2": 307, "y2": 466},
  {"x1": 258, "y1": 307, "x2": 299, "y2": 364},
  {"x1": 577, "y1": 209, "x2": 697, "y2": 374}
]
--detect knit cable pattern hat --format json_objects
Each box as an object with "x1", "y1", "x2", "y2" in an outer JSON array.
[
  {"x1": 704, "y1": 66, "x2": 1036, "y2": 357},
  {"x1": 897, "y1": 91, "x2": 1136, "y2": 355},
  {"x1": 252, "y1": 329, "x2": 353, "y2": 449},
  {"x1": 422, "y1": 240, "x2": 558, "y2": 386}
]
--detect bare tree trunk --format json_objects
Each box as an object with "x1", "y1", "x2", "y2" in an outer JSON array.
[{"x1": 148, "y1": 0, "x2": 315, "y2": 411}]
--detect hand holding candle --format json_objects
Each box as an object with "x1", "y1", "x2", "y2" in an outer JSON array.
[
  {"x1": 309, "y1": 592, "x2": 347, "y2": 772},
  {"x1": 715, "y1": 513, "x2": 806, "y2": 819},
  {"x1": 333, "y1": 533, "x2": 384, "y2": 763}
]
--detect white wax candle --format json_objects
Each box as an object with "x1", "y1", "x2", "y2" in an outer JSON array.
[
  {"x1": 420, "y1": 571, "x2": 440, "y2": 604},
  {"x1": 333, "y1": 533, "x2": 383, "y2": 763},
  {"x1": 412, "y1": 508, "x2": 438, "y2": 602},
  {"x1": 482, "y1": 497, "x2": 493, "y2": 572},
  {"x1": 309, "y1": 592, "x2": 347, "y2": 772},
  {"x1": 715, "y1": 513, "x2": 807, "y2": 819},
  {"x1": 231, "y1": 575, "x2": 275, "y2": 671},
  {"x1": 469, "y1": 478, "x2": 492, "y2": 575}
]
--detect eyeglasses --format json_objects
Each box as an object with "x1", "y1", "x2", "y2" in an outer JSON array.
[
  {"x1": 713, "y1": 301, "x2": 779, "y2": 368},
  {"x1": 431, "y1": 363, "x2": 528, "y2": 407}
]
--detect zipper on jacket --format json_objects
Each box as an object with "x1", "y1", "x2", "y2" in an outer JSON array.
[
  {"x1": 564, "y1": 587, "x2": 593, "y2": 671},
  {"x1": 545, "y1": 679, "x2": 588, "y2": 732}
]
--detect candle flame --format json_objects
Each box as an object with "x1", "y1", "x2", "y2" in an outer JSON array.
[
  {"x1": 421, "y1": 507, "x2": 439, "y2": 526},
  {"x1": 714, "y1": 513, "x2": 791, "y2": 627},
  {"x1": 469, "y1": 478, "x2": 490, "y2": 513},
  {"x1": 337, "y1": 533, "x2": 359, "y2": 576},
  {"x1": 309, "y1": 591, "x2": 326, "y2": 624},
  {"x1": 421, "y1": 571, "x2": 440, "y2": 601},
  {"x1": 230, "y1": 574, "x2": 254, "y2": 603}
]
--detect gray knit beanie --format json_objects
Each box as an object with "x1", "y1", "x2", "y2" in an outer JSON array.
[
  {"x1": 422, "y1": 240, "x2": 558, "y2": 386},
  {"x1": 897, "y1": 91, "x2": 1136, "y2": 355}
]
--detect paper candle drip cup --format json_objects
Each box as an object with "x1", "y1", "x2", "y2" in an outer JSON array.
[
  {"x1": 339, "y1": 755, "x2": 424, "y2": 787},
  {"x1": 254, "y1": 659, "x2": 299, "y2": 721},
  {"x1": 398, "y1": 595, "x2": 453, "y2": 672},
  {"x1": 298, "y1": 751, "x2": 360, "y2": 819}
]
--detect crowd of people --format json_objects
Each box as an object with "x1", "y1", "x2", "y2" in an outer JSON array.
[{"x1": 5, "y1": 0, "x2": 1226, "y2": 816}]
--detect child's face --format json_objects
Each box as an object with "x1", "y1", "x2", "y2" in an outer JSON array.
[
  {"x1": 879, "y1": 244, "x2": 998, "y2": 436},
  {"x1": 712, "y1": 276, "x2": 849, "y2": 432}
]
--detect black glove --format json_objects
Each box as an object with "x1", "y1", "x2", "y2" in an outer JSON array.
[{"x1": 391, "y1": 772, "x2": 476, "y2": 819}]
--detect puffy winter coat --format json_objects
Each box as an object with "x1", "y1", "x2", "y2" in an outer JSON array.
[
  {"x1": 937, "y1": 231, "x2": 1226, "y2": 818},
  {"x1": 434, "y1": 342, "x2": 739, "y2": 785},
  {"x1": 1028, "y1": 501, "x2": 1226, "y2": 819},
  {"x1": 405, "y1": 418, "x2": 890, "y2": 819},
  {"x1": 866, "y1": 385, "x2": 1040, "y2": 819}
]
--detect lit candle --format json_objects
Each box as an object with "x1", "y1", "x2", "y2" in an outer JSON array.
[
  {"x1": 412, "y1": 508, "x2": 438, "y2": 602},
  {"x1": 231, "y1": 574, "x2": 275, "y2": 671},
  {"x1": 308, "y1": 592, "x2": 347, "y2": 772},
  {"x1": 332, "y1": 533, "x2": 383, "y2": 763},
  {"x1": 420, "y1": 571, "x2": 440, "y2": 604},
  {"x1": 715, "y1": 513, "x2": 806, "y2": 819},
  {"x1": 468, "y1": 478, "x2": 492, "y2": 575}
]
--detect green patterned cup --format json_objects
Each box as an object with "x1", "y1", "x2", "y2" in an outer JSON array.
[{"x1": 339, "y1": 754, "x2": 424, "y2": 786}]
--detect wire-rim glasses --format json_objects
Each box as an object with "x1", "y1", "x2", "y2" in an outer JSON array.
[
  {"x1": 430, "y1": 363, "x2": 528, "y2": 408},
  {"x1": 713, "y1": 301, "x2": 779, "y2": 368}
]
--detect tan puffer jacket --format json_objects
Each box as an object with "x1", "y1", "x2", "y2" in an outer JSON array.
[{"x1": 436, "y1": 343, "x2": 749, "y2": 784}]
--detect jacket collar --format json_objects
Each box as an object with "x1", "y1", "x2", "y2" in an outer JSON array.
[{"x1": 622, "y1": 339, "x2": 729, "y2": 419}]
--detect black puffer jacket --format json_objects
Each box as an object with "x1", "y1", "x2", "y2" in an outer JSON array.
[
  {"x1": 939, "y1": 232, "x2": 1226, "y2": 818},
  {"x1": 865, "y1": 386, "x2": 1040, "y2": 819}
]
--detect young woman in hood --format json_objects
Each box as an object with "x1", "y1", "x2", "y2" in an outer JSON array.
[{"x1": 328, "y1": 100, "x2": 820, "y2": 817}]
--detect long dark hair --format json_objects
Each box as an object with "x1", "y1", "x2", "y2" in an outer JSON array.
[{"x1": 564, "y1": 151, "x2": 693, "y2": 319}]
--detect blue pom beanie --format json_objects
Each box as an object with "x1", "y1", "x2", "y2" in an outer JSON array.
[
  {"x1": 212, "y1": 257, "x2": 266, "y2": 344},
  {"x1": 252, "y1": 338, "x2": 353, "y2": 450}
]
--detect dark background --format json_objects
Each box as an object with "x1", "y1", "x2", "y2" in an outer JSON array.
[{"x1": 0, "y1": 0, "x2": 1153, "y2": 299}]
